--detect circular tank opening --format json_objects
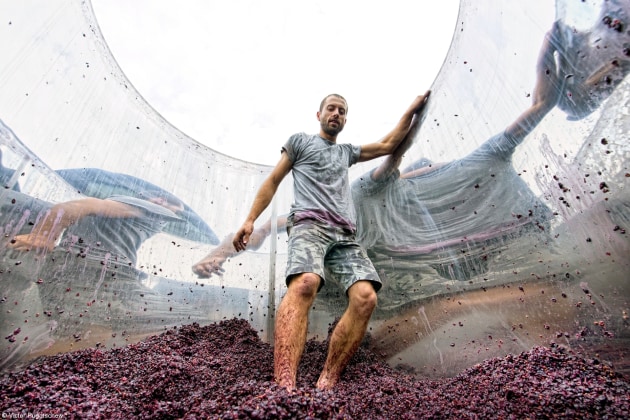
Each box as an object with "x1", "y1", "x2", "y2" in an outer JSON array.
[{"x1": 92, "y1": 0, "x2": 460, "y2": 165}]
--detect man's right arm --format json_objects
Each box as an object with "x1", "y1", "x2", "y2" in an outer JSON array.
[{"x1": 233, "y1": 152, "x2": 292, "y2": 251}]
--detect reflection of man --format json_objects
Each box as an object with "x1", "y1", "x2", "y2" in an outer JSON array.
[
  {"x1": 551, "y1": 0, "x2": 630, "y2": 120},
  {"x1": 349, "y1": 31, "x2": 561, "y2": 312},
  {"x1": 353, "y1": 18, "x2": 628, "y2": 364},
  {"x1": 0, "y1": 164, "x2": 219, "y2": 370}
]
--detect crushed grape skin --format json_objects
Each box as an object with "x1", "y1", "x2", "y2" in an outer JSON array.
[{"x1": 1, "y1": 319, "x2": 628, "y2": 419}]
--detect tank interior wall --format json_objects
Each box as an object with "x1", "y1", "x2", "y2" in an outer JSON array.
[{"x1": 0, "y1": 0, "x2": 628, "y2": 376}]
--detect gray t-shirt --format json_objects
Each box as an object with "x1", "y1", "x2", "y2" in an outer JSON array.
[{"x1": 282, "y1": 133, "x2": 361, "y2": 231}]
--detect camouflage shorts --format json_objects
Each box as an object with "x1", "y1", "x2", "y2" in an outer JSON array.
[{"x1": 285, "y1": 220, "x2": 381, "y2": 294}]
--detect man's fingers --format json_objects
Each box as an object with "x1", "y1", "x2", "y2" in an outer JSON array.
[
  {"x1": 420, "y1": 90, "x2": 431, "y2": 106},
  {"x1": 232, "y1": 223, "x2": 254, "y2": 252},
  {"x1": 232, "y1": 233, "x2": 244, "y2": 251},
  {"x1": 242, "y1": 232, "x2": 250, "y2": 247},
  {"x1": 234, "y1": 233, "x2": 249, "y2": 251},
  {"x1": 410, "y1": 90, "x2": 431, "y2": 114}
]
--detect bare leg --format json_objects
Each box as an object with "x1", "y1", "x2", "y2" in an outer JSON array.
[
  {"x1": 273, "y1": 273, "x2": 320, "y2": 390},
  {"x1": 317, "y1": 280, "x2": 377, "y2": 390}
]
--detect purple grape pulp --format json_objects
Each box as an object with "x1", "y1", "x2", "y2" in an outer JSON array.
[{"x1": 1, "y1": 319, "x2": 628, "y2": 419}]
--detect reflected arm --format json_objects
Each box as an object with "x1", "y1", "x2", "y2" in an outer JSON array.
[
  {"x1": 193, "y1": 216, "x2": 288, "y2": 278},
  {"x1": 9, "y1": 197, "x2": 143, "y2": 252},
  {"x1": 505, "y1": 29, "x2": 561, "y2": 141}
]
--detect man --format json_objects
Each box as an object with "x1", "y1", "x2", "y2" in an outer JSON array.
[{"x1": 231, "y1": 91, "x2": 430, "y2": 390}]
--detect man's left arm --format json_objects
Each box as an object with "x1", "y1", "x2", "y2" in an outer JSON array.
[{"x1": 358, "y1": 90, "x2": 430, "y2": 162}]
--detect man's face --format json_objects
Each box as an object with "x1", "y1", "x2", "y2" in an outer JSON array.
[{"x1": 317, "y1": 96, "x2": 347, "y2": 138}]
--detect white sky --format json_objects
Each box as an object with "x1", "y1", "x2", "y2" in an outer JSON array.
[{"x1": 91, "y1": 0, "x2": 460, "y2": 166}]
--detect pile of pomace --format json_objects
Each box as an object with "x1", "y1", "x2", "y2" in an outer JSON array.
[{"x1": 1, "y1": 318, "x2": 628, "y2": 419}]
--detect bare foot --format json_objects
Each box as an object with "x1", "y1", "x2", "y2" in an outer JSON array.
[
  {"x1": 315, "y1": 373, "x2": 338, "y2": 390},
  {"x1": 275, "y1": 366, "x2": 297, "y2": 391}
]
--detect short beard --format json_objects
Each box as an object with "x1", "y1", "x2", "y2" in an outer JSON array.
[{"x1": 321, "y1": 122, "x2": 343, "y2": 137}]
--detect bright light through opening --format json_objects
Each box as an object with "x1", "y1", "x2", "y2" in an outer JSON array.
[{"x1": 92, "y1": 0, "x2": 460, "y2": 165}]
